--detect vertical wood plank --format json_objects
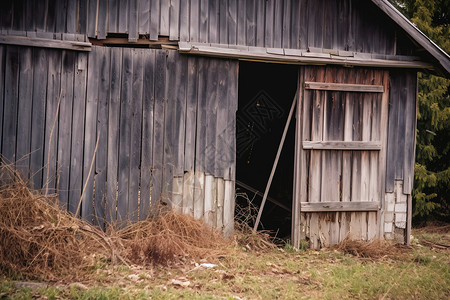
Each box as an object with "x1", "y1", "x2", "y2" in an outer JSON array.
[
  {"x1": 150, "y1": 0, "x2": 160, "y2": 40},
  {"x1": 307, "y1": 0, "x2": 323, "y2": 49},
  {"x1": 169, "y1": 0, "x2": 180, "y2": 40},
  {"x1": 43, "y1": 49, "x2": 61, "y2": 194},
  {"x1": 69, "y1": 52, "x2": 87, "y2": 214},
  {"x1": 205, "y1": 60, "x2": 218, "y2": 176},
  {"x1": 227, "y1": 0, "x2": 237, "y2": 45},
  {"x1": 2, "y1": 46, "x2": 19, "y2": 165},
  {"x1": 204, "y1": 174, "x2": 215, "y2": 226},
  {"x1": 293, "y1": 67, "x2": 303, "y2": 248},
  {"x1": 281, "y1": 0, "x2": 291, "y2": 48},
  {"x1": 46, "y1": 0, "x2": 57, "y2": 33},
  {"x1": 138, "y1": 0, "x2": 151, "y2": 35},
  {"x1": 218, "y1": 0, "x2": 228, "y2": 44},
  {"x1": 298, "y1": 0, "x2": 308, "y2": 49},
  {"x1": 237, "y1": 0, "x2": 246, "y2": 45},
  {"x1": 216, "y1": 177, "x2": 225, "y2": 230},
  {"x1": 78, "y1": 0, "x2": 88, "y2": 34},
  {"x1": 182, "y1": 171, "x2": 195, "y2": 216},
  {"x1": 54, "y1": 0, "x2": 67, "y2": 34},
  {"x1": 160, "y1": 0, "x2": 170, "y2": 36},
  {"x1": 16, "y1": 47, "x2": 34, "y2": 177},
  {"x1": 225, "y1": 59, "x2": 238, "y2": 181},
  {"x1": 273, "y1": 0, "x2": 283, "y2": 48},
  {"x1": 184, "y1": 57, "x2": 198, "y2": 173},
  {"x1": 117, "y1": 47, "x2": 133, "y2": 223},
  {"x1": 97, "y1": 0, "x2": 108, "y2": 39},
  {"x1": 56, "y1": 50, "x2": 75, "y2": 210},
  {"x1": 88, "y1": 0, "x2": 98, "y2": 37},
  {"x1": 223, "y1": 179, "x2": 234, "y2": 236},
  {"x1": 175, "y1": 54, "x2": 188, "y2": 176},
  {"x1": 66, "y1": 0, "x2": 78, "y2": 33},
  {"x1": 215, "y1": 59, "x2": 229, "y2": 178},
  {"x1": 189, "y1": 0, "x2": 200, "y2": 42},
  {"x1": 208, "y1": 0, "x2": 218, "y2": 44},
  {"x1": 246, "y1": 0, "x2": 256, "y2": 46},
  {"x1": 82, "y1": 47, "x2": 98, "y2": 221},
  {"x1": 199, "y1": 0, "x2": 208, "y2": 43},
  {"x1": 403, "y1": 72, "x2": 417, "y2": 194},
  {"x1": 128, "y1": 49, "x2": 143, "y2": 221},
  {"x1": 290, "y1": 0, "x2": 300, "y2": 49},
  {"x1": 118, "y1": 0, "x2": 128, "y2": 34},
  {"x1": 0, "y1": 46, "x2": 5, "y2": 165},
  {"x1": 106, "y1": 47, "x2": 122, "y2": 222},
  {"x1": 140, "y1": 49, "x2": 155, "y2": 220},
  {"x1": 264, "y1": 0, "x2": 275, "y2": 48},
  {"x1": 128, "y1": 0, "x2": 138, "y2": 41},
  {"x1": 33, "y1": 0, "x2": 46, "y2": 32},
  {"x1": 255, "y1": 0, "x2": 265, "y2": 47},
  {"x1": 151, "y1": 49, "x2": 166, "y2": 210},
  {"x1": 179, "y1": 0, "x2": 189, "y2": 41},
  {"x1": 93, "y1": 47, "x2": 110, "y2": 228}
]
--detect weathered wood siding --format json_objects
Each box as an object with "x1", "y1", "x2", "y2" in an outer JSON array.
[
  {"x1": 0, "y1": 44, "x2": 238, "y2": 233},
  {"x1": 1, "y1": 0, "x2": 415, "y2": 56}
]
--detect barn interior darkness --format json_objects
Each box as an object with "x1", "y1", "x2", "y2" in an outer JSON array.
[{"x1": 236, "y1": 61, "x2": 298, "y2": 239}]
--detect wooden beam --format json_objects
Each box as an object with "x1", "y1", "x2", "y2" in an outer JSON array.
[
  {"x1": 304, "y1": 82, "x2": 384, "y2": 93},
  {"x1": 300, "y1": 201, "x2": 380, "y2": 212},
  {"x1": 302, "y1": 141, "x2": 382, "y2": 150},
  {"x1": 178, "y1": 42, "x2": 436, "y2": 71},
  {"x1": 0, "y1": 35, "x2": 91, "y2": 51}
]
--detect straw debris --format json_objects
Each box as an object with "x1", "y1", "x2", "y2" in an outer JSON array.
[{"x1": 333, "y1": 237, "x2": 408, "y2": 259}]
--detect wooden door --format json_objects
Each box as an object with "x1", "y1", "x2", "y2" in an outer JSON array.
[{"x1": 292, "y1": 67, "x2": 389, "y2": 249}]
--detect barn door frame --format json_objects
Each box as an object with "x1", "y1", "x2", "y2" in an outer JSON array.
[{"x1": 292, "y1": 67, "x2": 389, "y2": 249}]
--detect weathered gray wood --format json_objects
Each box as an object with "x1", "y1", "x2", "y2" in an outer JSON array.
[
  {"x1": 184, "y1": 56, "x2": 198, "y2": 173},
  {"x1": 128, "y1": 0, "x2": 138, "y2": 41},
  {"x1": 300, "y1": 201, "x2": 380, "y2": 212},
  {"x1": 150, "y1": 0, "x2": 160, "y2": 40},
  {"x1": 304, "y1": 82, "x2": 384, "y2": 93},
  {"x1": 175, "y1": 54, "x2": 188, "y2": 176},
  {"x1": 223, "y1": 179, "x2": 234, "y2": 235},
  {"x1": 225, "y1": 59, "x2": 238, "y2": 181},
  {"x1": 0, "y1": 35, "x2": 92, "y2": 51},
  {"x1": 160, "y1": 0, "x2": 170, "y2": 36},
  {"x1": 403, "y1": 72, "x2": 417, "y2": 194},
  {"x1": 208, "y1": 0, "x2": 218, "y2": 44},
  {"x1": 216, "y1": 177, "x2": 225, "y2": 230},
  {"x1": 2, "y1": 46, "x2": 19, "y2": 165},
  {"x1": 205, "y1": 59, "x2": 218, "y2": 175},
  {"x1": 16, "y1": 47, "x2": 33, "y2": 177},
  {"x1": 172, "y1": 175, "x2": 183, "y2": 213},
  {"x1": 179, "y1": 0, "x2": 189, "y2": 41},
  {"x1": 98, "y1": 0, "x2": 108, "y2": 39},
  {"x1": 282, "y1": 0, "x2": 291, "y2": 48},
  {"x1": 189, "y1": 0, "x2": 199, "y2": 42},
  {"x1": 117, "y1": 47, "x2": 133, "y2": 223},
  {"x1": 246, "y1": 0, "x2": 256, "y2": 46},
  {"x1": 227, "y1": 0, "x2": 237, "y2": 45},
  {"x1": 69, "y1": 52, "x2": 87, "y2": 215},
  {"x1": 118, "y1": 0, "x2": 129, "y2": 34},
  {"x1": 82, "y1": 47, "x2": 99, "y2": 221},
  {"x1": 56, "y1": 50, "x2": 75, "y2": 210},
  {"x1": 204, "y1": 174, "x2": 215, "y2": 226},
  {"x1": 237, "y1": 0, "x2": 246, "y2": 45},
  {"x1": 272, "y1": 0, "x2": 282, "y2": 48},
  {"x1": 106, "y1": 47, "x2": 122, "y2": 222},
  {"x1": 218, "y1": 0, "x2": 228, "y2": 44},
  {"x1": 66, "y1": 0, "x2": 78, "y2": 34},
  {"x1": 214, "y1": 59, "x2": 228, "y2": 177},
  {"x1": 138, "y1": 0, "x2": 150, "y2": 35},
  {"x1": 109, "y1": 0, "x2": 118, "y2": 33},
  {"x1": 139, "y1": 49, "x2": 155, "y2": 220},
  {"x1": 93, "y1": 47, "x2": 110, "y2": 228},
  {"x1": 0, "y1": 46, "x2": 4, "y2": 164},
  {"x1": 302, "y1": 141, "x2": 382, "y2": 150},
  {"x1": 78, "y1": 0, "x2": 88, "y2": 34},
  {"x1": 151, "y1": 50, "x2": 166, "y2": 209},
  {"x1": 128, "y1": 49, "x2": 143, "y2": 221},
  {"x1": 88, "y1": 0, "x2": 98, "y2": 37}
]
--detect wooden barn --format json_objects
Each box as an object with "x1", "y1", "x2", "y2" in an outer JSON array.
[{"x1": 0, "y1": 0, "x2": 449, "y2": 249}]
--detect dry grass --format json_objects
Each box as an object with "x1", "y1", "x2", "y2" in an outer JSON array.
[
  {"x1": 333, "y1": 237, "x2": 409, "y2": 259},
  {"x1": 0, "y1": 164, "x2": 111, "y2": 281}
]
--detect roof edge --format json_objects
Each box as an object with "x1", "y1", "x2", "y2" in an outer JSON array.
[{"x1": 371, "y1": 0, "x2": 450, "y2": 76}]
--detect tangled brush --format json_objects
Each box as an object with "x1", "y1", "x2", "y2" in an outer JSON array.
[
  {"x1": 0, "y1": 164, "x2": 112, "y2": 281},
  {"x1": 118, "y1": 211, "x2": 231, "y2": 265},
  {"x1": 334, "y1": 237, "x2": 408, "y2": 259}
]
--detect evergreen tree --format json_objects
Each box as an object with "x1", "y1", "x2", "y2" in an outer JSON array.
[{"x1": 391, "y1": 0, "x2": 450, "y2": 221}]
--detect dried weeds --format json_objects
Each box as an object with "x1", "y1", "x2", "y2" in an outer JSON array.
[{"x1": 333, "y1": 237, "x2": 409, "y2": 259}]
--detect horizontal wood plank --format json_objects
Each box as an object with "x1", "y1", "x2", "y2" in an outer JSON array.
[
  {"x1": 302, "y1": 141, "x2": 382, "y2": 150},
  {"x1": 0, "y1": 35, "x2": 91, "y2": 51},
  {"x1": 301, "y1": 201, "x2": 380, "y2": 212},
  {"x1": 304, "y1": 82, "x2": 384, "y2": 93}
]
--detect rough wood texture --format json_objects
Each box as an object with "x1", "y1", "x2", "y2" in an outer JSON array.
[{"x1": 300, "y1": 202, "x2": 380, "y2": 212}]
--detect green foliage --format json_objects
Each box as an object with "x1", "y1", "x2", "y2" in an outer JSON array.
[{"x1": 392, "y1": 0, "x2": 450, "y2": 221}]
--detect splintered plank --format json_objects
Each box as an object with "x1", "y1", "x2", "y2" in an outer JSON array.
[
  {"x1": 140, "y1": 49, "x2": 155, "y2": 220},
  {"x1": 106, "y1": 47, "x2": 122, "y2": 222},
  {"x1": 117, "y1": 48, "x2": 133, "y2": 223},
  {"x1": 3, "y1": 46, "x2": 20, "y2": 165},
  {"x1": 56, "y1": 50, "x2": 75, "y2": 210},
  {"x1": 151, "y1": 50, "x2": 166, "y2": 210},
  {"x1": 43, "y1": 49, "x2": 62, "y2": 194},
  {"x1": 16, "y1": 47, "x2": 33, "y2": 177},
  {"x1": 128, "y1": 49, "x2": 144, "y2": 221},
  {"x1": 93, "y1": 47, "x2": 110, "y2": 228},
  {"x1": 69, "y1": 52, "x2": 87, "y2": 215},
  {"x1": 81, "y1": 47, "x2": 99, "y2": 221}
]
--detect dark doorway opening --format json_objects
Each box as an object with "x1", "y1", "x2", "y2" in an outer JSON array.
[{"x1": 236, "y1": 61, "x2": 298, "y2": 240}]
